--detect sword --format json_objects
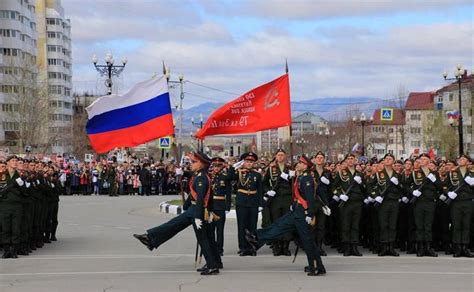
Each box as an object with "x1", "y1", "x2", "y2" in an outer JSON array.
[{"x1": 194, "y1": 241, "x2": 199, "y2": 268}]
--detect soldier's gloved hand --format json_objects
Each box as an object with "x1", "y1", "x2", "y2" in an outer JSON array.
[
  {"x1": 280, "y1": 172, "x2": 289, "y2": 181},
  {"x1": 15, "y1": 177, "x2": 24, "y2": 186},
  {"x1": 51, "y1": 183, "x2": 55, "y2": 188},
  {"x1": 375, "y1": 196, "x2": 383, "y2": 204},
  {"x1": 263, "y1": 196, "x2": 268, "y2": 202},
  {"x1": 175, "y1": 168, "x2": 183, "y2": 176},
  {"x1": 258, "y1": 207, "x2": 263, "y2": 212},
  {"x1": 207, "y1": 212, "x2": 214, "y2": 223},
  {"x1": 323, "y1": 206, "x2": 331, "y2": 216},
  {"x1": 340, "y1": 194, "x2": 349, "y2": 202},
  {"x1": 465, "y1": 176, "x2": 474, "y2": 186},
  {"x1": 401, "y1": 196, "x2": 409, "y2": 204},
  {"x1": 448, "y1": 191, "x2": 457, "y2": 200},
  {"x1": 368, "y1": 196, "x2": 375, "y2": 203},
  {"x1": 232, "y1": 160, "x2": 245, "y2": 170},
  {"x1": 266, "y1": 190, "x2": 276, "y2": 197},
  {"x1": 412, "y1": 190, "x2": 422, "y2": 197},
  {"x1": 289, "y1": 205, "x2": 293, "y2": 212},
  {"x1": 439, "y1": 194, "x2": 447, "y2": 201},
  {"x1": 289, "y1": 170, "x2": 296, "y2": 178},
  {"x1": 363, "y1": 198, "x2": 370, "y2": 205},
  {"x1": 194, "y1": 219, "x2": 203, "y2": 229},
  {"x1": 25, "y1": 182, "x2": 31, "y2": 188},
  {"x1": 332, "y1": 195, "x2": 340, "y2": 202},
  {"x1": 427, "y1": 173, "x2": 436, "y2": 183},
  {"x1": 353, "y1": 175, "x2": 362, "y2": 184},
  {"x1": 305, "y1": 216, "x2": 313, "y2": 225},
  {"x1": 390, "y1": 177, "x2": 399, "y2": 185},
  {"x1": 320, "y1": 176, "x2": 330, "y2": 185}
]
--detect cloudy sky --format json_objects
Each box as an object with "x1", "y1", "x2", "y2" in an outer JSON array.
[{"x1": 63, "y1": 0, "x2": 473, "y2": 109}]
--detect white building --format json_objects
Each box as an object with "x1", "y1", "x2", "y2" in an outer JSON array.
[
  {"x1": 404, "y1": 92, "x2": 435, "y2": 156},
  {"x1": 36, "y1": 0, "x2": 73, "y2": 154},
  {"x1": 0, "y1": 0, "x2": 38, "y2": 151},
  {"x1": 292, "y1": 112, "x2": 328, "y2": 137},
  {"x1": 368, "y1": 108, "x2": 406, "y2": 159}
]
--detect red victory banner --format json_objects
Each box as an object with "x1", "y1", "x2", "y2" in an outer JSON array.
[{"x1": 196, "y1": 74, "x2": 291, "y2": 139}]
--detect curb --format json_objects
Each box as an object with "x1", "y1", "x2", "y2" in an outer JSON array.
[{"x1": 158, "y1": 201, "x2": 240, "y2": 219}]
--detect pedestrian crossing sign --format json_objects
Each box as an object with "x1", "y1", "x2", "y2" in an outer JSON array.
[
  {"x1": 158, "y1": 137, "x2": 172, "y2": 149},
  {"x1": 380, "y1": 108, "x2": 393, "y2": 121}
]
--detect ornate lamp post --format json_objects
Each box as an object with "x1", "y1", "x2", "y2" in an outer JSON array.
[
  {"x1": 92, "y1": 52, "x2": 127, "y2": 95},
  {"x1": 353, "y1": 113, "x2": 373, "y2": 157}
]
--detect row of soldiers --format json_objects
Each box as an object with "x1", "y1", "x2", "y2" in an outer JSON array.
[{"x1": 0, "y1": 155, "x2": 61, "y2": 259}]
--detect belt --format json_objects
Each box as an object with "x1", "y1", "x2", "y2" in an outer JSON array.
[
  {"x1": 238, "y1": 189, "x2": 257, "y2": 195},
  {"x1": 191, "y1": 201, "x2": 196, "y2": 205},
  {"x1": 213, "y1": 195, "x2": 226, "y2": 200}
]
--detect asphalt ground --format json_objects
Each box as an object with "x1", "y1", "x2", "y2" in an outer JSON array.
[{"x1": 0, "y1": 196, "x2": 473, "y2": 292}]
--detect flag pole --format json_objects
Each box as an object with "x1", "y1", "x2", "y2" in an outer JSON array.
[{"x1": 286, "y1": 59, "x2": 294, "y2": 166}]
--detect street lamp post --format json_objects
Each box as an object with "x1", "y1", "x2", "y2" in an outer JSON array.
[
  {"x1": 353, "y1": 113, "x2": 373, "y2": 157},
  {"x1": 164, "y1": 66, "x2": 185, "y2": 160},
  {"x1": 295, "y1": 137, "x2": 306, "y2": 155},
  {"x1": 92, "y1": 52, "x2": 127, "y2": 95},
  {"x1": 443, "y1": 64, "x2": 468, "y2": 155},
  {"x1": 192, "y1": 114, "x2": 204, "y2": 152},
  {"x1": 319, "y1": 128, "x2": 335, "y2": 156}
]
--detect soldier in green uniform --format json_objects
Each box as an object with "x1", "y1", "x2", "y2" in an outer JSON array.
[
  {"x1": 263, "y1": 149, "x2": 294, "y2": 256},
  {"x1": 369, "y1": 153, "x2": 403, "y2": 256},
  {"x1": 311, "y1": 151, "x2": 332, "y2": 256},
  {"x1": 228, "y1": 152, "x2": 263, "y2": 256},
  {"x1": 407, "y1": 153, "x2": 444, "y2": 257},
  {"x1": 134, "y1": 152, "x2": 221, "y2": 275},
  {"x1": 333, "y1": 153, "x2": 366, "y2": 256},
  {"x1": 209, "y1": 157, "x2": 232, "y2": 256},
  {"x1": 447, "y1": 155, "x2": 474, "y2": 257},
  {"x1": 1, "y1": 155, "x2": 24, "y2": 258},
  {"x1": 246, "y1": 155, "x2": 326, "y2": 276},
  {"x1": 17, "y1": 158, "x2": 33, "y2": 255}
]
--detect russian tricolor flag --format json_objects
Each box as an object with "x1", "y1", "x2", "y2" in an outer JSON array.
[{"x1": 86, "y1": 76, "x2": 174, "y2": 153}]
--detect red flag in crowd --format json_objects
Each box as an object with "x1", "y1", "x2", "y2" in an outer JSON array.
[{"x1": 196, "y1": 74, "x2": 291, "y2": 139}]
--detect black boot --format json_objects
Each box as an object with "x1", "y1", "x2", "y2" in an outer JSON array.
[
  {"x1": 407, "y1": 242, "x2": 417, "y2": 254},
  {"x1": 399, "y1": 241, "x2": 407, "y2": 252},
  {"x1": 453, "y1": 244, "x2": 462, "y2": 257},
  {"x1": 388, "y1": 243, "x2": 399, "y2": 257},
  {"x1": 196, "y1": 264, "x2": 207, "y2": 272},
  {"x1": 416, "y1": 241, "x2": 424, "y2": 257},
  {"x1": 133, "y1": 234, "x2": 154, "y2": 251},
  {"x1": 378, "y1": 243, "x2": 387, "y2": 256},
  {"x1": 17, "y1": 244, "x2": 28, "y2": 256},
  {"x1": 319, "y1": 240, "x2": 327, "y2": 256},
  {"x1": 10, "y1": 246, "x2": 18, "y2": 258},
  {"x1": 200, "y1": 267, "x2": 219, "y2": 275},
  {"x1": 44, "y1": 233, "x2": 51, "y2": 244},
  {"x1": 272, "y1": 240, "x2": 282, "y2": 256},
  {"x1": 343, "y1": 243, "x2": 351, "y2": 256},
  {"x1": 351, "y1": 244, "x2": 362, "y2": 256},
  {"x1": 424, "y1": 242, "x2": 438, "y2": 257},
  {"x1": 461, "y1": 244, "x2": 474, "y2": 258},
  {"x1": 2, "y1": 245, "x2": 11, "y2": 259},
  {"x1": 282, "y1": 241, "x2": 291, "y2": 256},
  {"x1": 443, "y1": 242, "x2": 452, "y2": 255}
]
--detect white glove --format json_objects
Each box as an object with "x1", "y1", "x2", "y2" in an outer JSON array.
[
  {"x1": 289, "y1": 170, "x2": 296, "y2": 178},
  {"x1": 390, "y1": 177, "x2": 399, "y2": 185},
  {"x1": 15, "y1": 177, "x2": 24, "y2": 186},
  {"x1": 332, "y1": 195, "x2": 340, "y2": 202},
  {"x1": 51, "y1": 183, "x2": 55, "y2": 188},
  {"x1": 263, "y1": 196, "x2": 268, "y2": 202},
  {"x1": 368, "y1": 196, "x2": 375, "y2": 203},
  {"x1": 402, "y1": 196, "x2": 409, "y2": 204},
  {"x1": 412, "y1": 190, "x2": 422, "y2": 197},
  {"x1": 427, "y1": 173, "x2": 436, "y2": 183},
  {"x1": 280, "y1": 172, "x2": 289, "y2": 181},
  {"x1": 25, "y1": 182, "x2": 31, "y2": 188},
  {"x1": 232, "y1": 160, "x2": 244, "y2": 169},
  {"x1": 439, "y1": 194, "x2": 447, "y2": 201},
  {"x1": 194, "y1": 219, "x2": 203, "y2": 229},
  {"x1": 305, "y1": 216, "x2": 313, "y2": 225},
  {"x1": 289, "y1": 205, "x2": 293, "y2": 212},
  {"x1": 258, "y1": 207, "x2": 263, "y2": 212},
  {"x1": 363, "y1": 198, "x2": 370, "y2": 205},
  {"x1": 465, "y1": 176, "x2": 474, "y2": 186},
  {"x1": 353, "y1": 175, "x2": 362, "y2": 184},
  {"x1": 340, "y1": 194, "x2": 349, "y2": 202},
  {"x1": 375, "y1": 196, "x2": 383, "y2": 204},
  {"x1": 266, "y1": 190, "x2": 276, "y2": 197},
  {"x1": 448, "y1": 191, "x2": 457, "y2": 200},
  {"x1": 322, "y1": 206, "x2": 331, "y2": 216},
  {"x1": 36, "y1": 179, "x2": 40, "y2": 184},
  {"x1": 321, "y1": 176, "x2": 330, "y2": 185},
  {"x1": 175, "y1": 168, "x2": 183, "y2": 176},
  {"x1": 207, "y1": 212, "x2": 214, "y2": 223}
]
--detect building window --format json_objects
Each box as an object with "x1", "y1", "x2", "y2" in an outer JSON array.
[
  {"x1": 2, "y1": 122, "x2": 19, "y2": 131},
  {"x1": 47, "y1": 58, "x2": 63, "y2": 66},
  {"x1": 1, "y1": 103, "x2": 19, "y2": 112},
  {"x1": 410, "y1": 127, "x2": 421, "y2": 134}
]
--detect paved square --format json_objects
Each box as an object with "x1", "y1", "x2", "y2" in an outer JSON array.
[{"x1": 0, "y1": 196, "x2": 472, "y2": 292}]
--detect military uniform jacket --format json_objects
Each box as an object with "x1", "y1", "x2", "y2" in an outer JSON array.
[
  {"x1": 210, "y1": 169, "x2": 232, "y2": 211},
  {"x1": 406, "y1": 168, "x2": 445, "y2": 201},
  {"x1": 0, "y1": 170, "x2": 24, "y2": 203},
  {"x1": 332, "y1": 168, "x2": 367, "y2": 201},
  {"x1": 447, "y1": 167, "x2": 474, "y2": 201},
  {"x1": 369, "y1": 168, "x2": 403, "y2": 200},
  {"x1": 189, "y1": 169, "x2": 211, "y2": 220},
  {"x1": 293, "y1": 170, "x2": 316, "y2": 218},
  {"x1": 263, "y1": 164, "x2": 292, "y2": 200},
  {"x1": 228, "y1": 167, "x2": 263, "y2": 208},
  {"x1": 312, "y1": 166, "x2": 331, "y2": 205}
]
